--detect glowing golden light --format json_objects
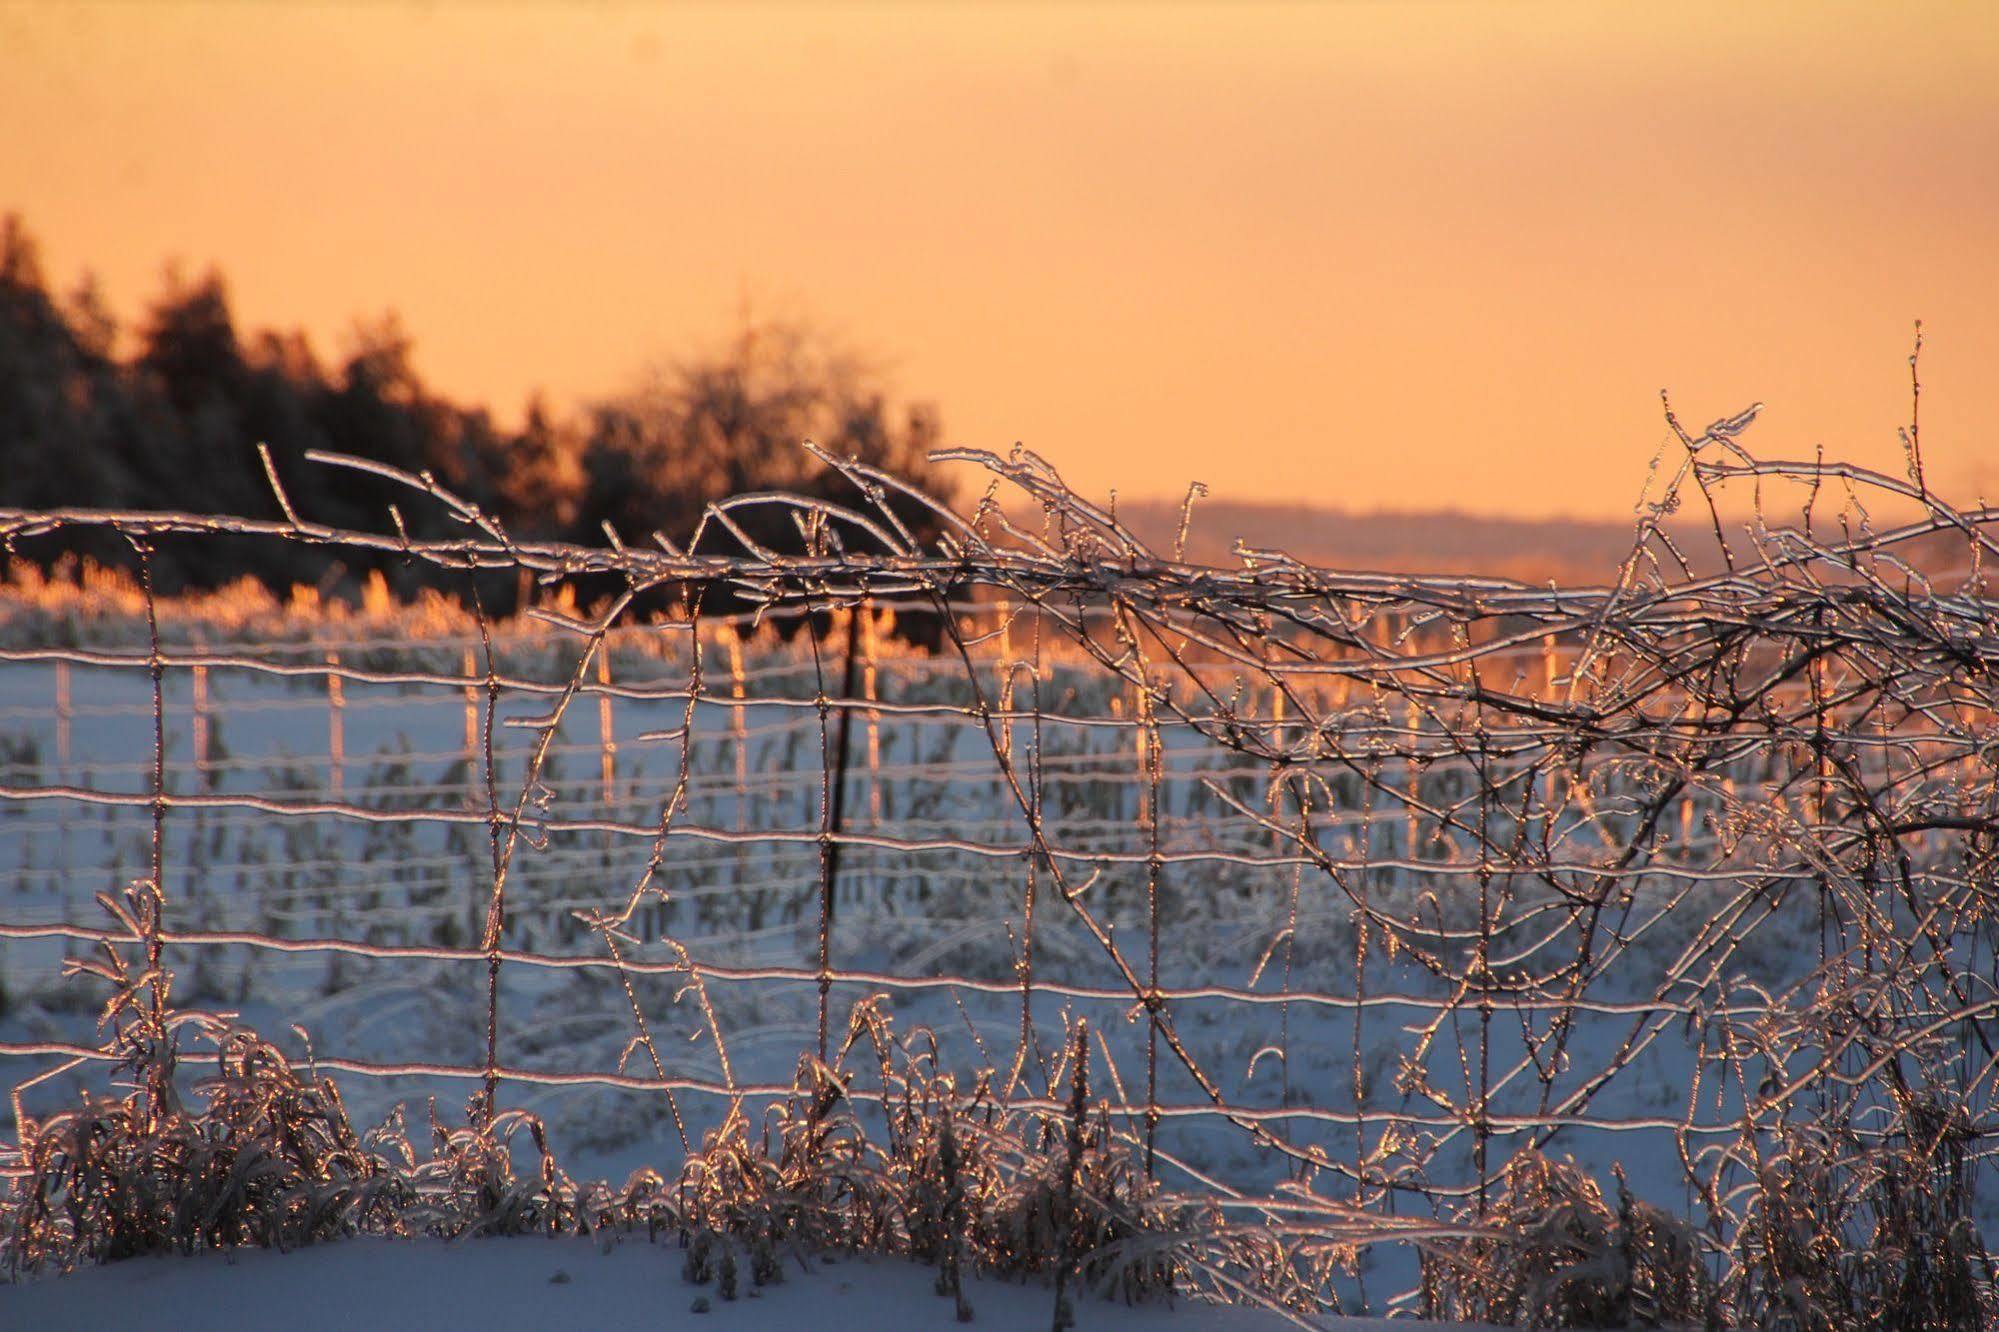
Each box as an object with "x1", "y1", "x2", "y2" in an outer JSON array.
[{"x1": 2, "y1": 2, "x2": 1993, "y2": 516}]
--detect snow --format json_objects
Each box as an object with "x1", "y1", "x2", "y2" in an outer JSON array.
[
  {"x1": 0, "y1": 1237, "x2": 1502, "y2": 1331},
  {"x1": 0, "y1": 632, "x2": 1894, "y2": 1314},
  {"x1": 0, "y1": 642, "x2": 1781, "y2": 1313}
]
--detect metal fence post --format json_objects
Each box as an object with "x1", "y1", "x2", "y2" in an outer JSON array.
[{"x1": 325, "y1": 648, "x2": 345, "y2": 799}]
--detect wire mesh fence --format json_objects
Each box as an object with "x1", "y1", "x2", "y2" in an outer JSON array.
[{"x1": 2, "y1": 422, "x2": 1996, "y2": 1320}]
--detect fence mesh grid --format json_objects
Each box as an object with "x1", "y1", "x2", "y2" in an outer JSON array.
[{"x1": 2, "y1": 428, "x2": 1996, "y2": 1315}]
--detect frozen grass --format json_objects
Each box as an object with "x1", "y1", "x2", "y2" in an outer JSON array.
[{"x1": 0, "y1": 954, "x2": 1357, "y2": 1322}]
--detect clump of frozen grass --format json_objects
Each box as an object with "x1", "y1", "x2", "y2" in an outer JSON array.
[
  {"x1": 1719, "y1": 1097, "x2": 1996, "y2": 1332},
  {"x1": 0, "y1": 928, "x2": 1304, "y2": 1321},
  {"x1": 667, "y1": 1005, "x2": 1208, "y2": 1318},
  {"x1": 1419, "y1": 1150, "x2": 1715, "y2": 1329},
  {"x1": 2, "y1": 1027, "x2": 405, "y2": 1274},
  {"x1": 0, "y1": 885, "x2": 647, "y2": 1274},
  {"x1": 1703, "y1": 972, "x2": 1999, "y2": 1332}
]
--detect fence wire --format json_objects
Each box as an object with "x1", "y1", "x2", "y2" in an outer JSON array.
[{"x1": 2, "y1": 425, "x2": 1998, "y2": 1313}]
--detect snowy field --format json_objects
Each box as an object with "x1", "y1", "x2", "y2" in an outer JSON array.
[
  {"x1": 0, "y1": 640, "x2": 1774, "y2": 1183},
  {"x1": 0, "y1": 1235, "x2": 1424, "y2": 1331},
  {"x1": 3, "y1": 601, "x2": 1987, "y2": 1320}
]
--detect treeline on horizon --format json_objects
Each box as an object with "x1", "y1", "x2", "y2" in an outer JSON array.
[{"x1": 0, "y1": 215, "x2": 954, "y2": 618}]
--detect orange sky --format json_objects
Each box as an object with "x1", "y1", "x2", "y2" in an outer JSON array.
[{"x1": 3, "y1": 1, "x2": 1996, "y2": 518}]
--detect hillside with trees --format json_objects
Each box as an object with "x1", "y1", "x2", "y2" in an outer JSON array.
[{"x1": 0, "y1": 215, "x2": 951, "y2": 608}]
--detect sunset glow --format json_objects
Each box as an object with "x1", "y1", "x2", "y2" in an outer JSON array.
[{"x1": 4, "y1": 1, "x2": 1995, "y2": 516}]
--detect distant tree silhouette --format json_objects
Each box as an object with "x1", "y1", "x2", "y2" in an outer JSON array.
[
  {"x1": 574, "y1": 320, "x2": 947, "y2": 557},
  {"x1": 0, "y1": 217, "x2": 146, "y2": 558},
  {"x1": 482, "y1": 391, "x2": 583, "y2": 534},
  {"x1": 137, "y1": 267, "x2": 243, "y2": 416},
  {"x1": 569, "y1": 320, "x2": 951, "y2": 628},
  {"x1": 0, "y1": 215, "x2": 955, "y2": 623}
]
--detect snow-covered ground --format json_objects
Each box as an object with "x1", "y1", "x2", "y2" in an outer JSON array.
[
  {"x1": 1, "y1": 630, "x2": 1951, "y2": 1315},
  {"x1": 0, "y1": 1237, "x2": 1510, "y2": 1331}
]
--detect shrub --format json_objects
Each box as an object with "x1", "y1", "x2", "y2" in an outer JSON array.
[
  {"x1": 4, "y1": 1020, "x2": 402, "y2": 1273},
  {"x1": 1420, "y1": 1150, "x2": 1715, "y2": 1329}
]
